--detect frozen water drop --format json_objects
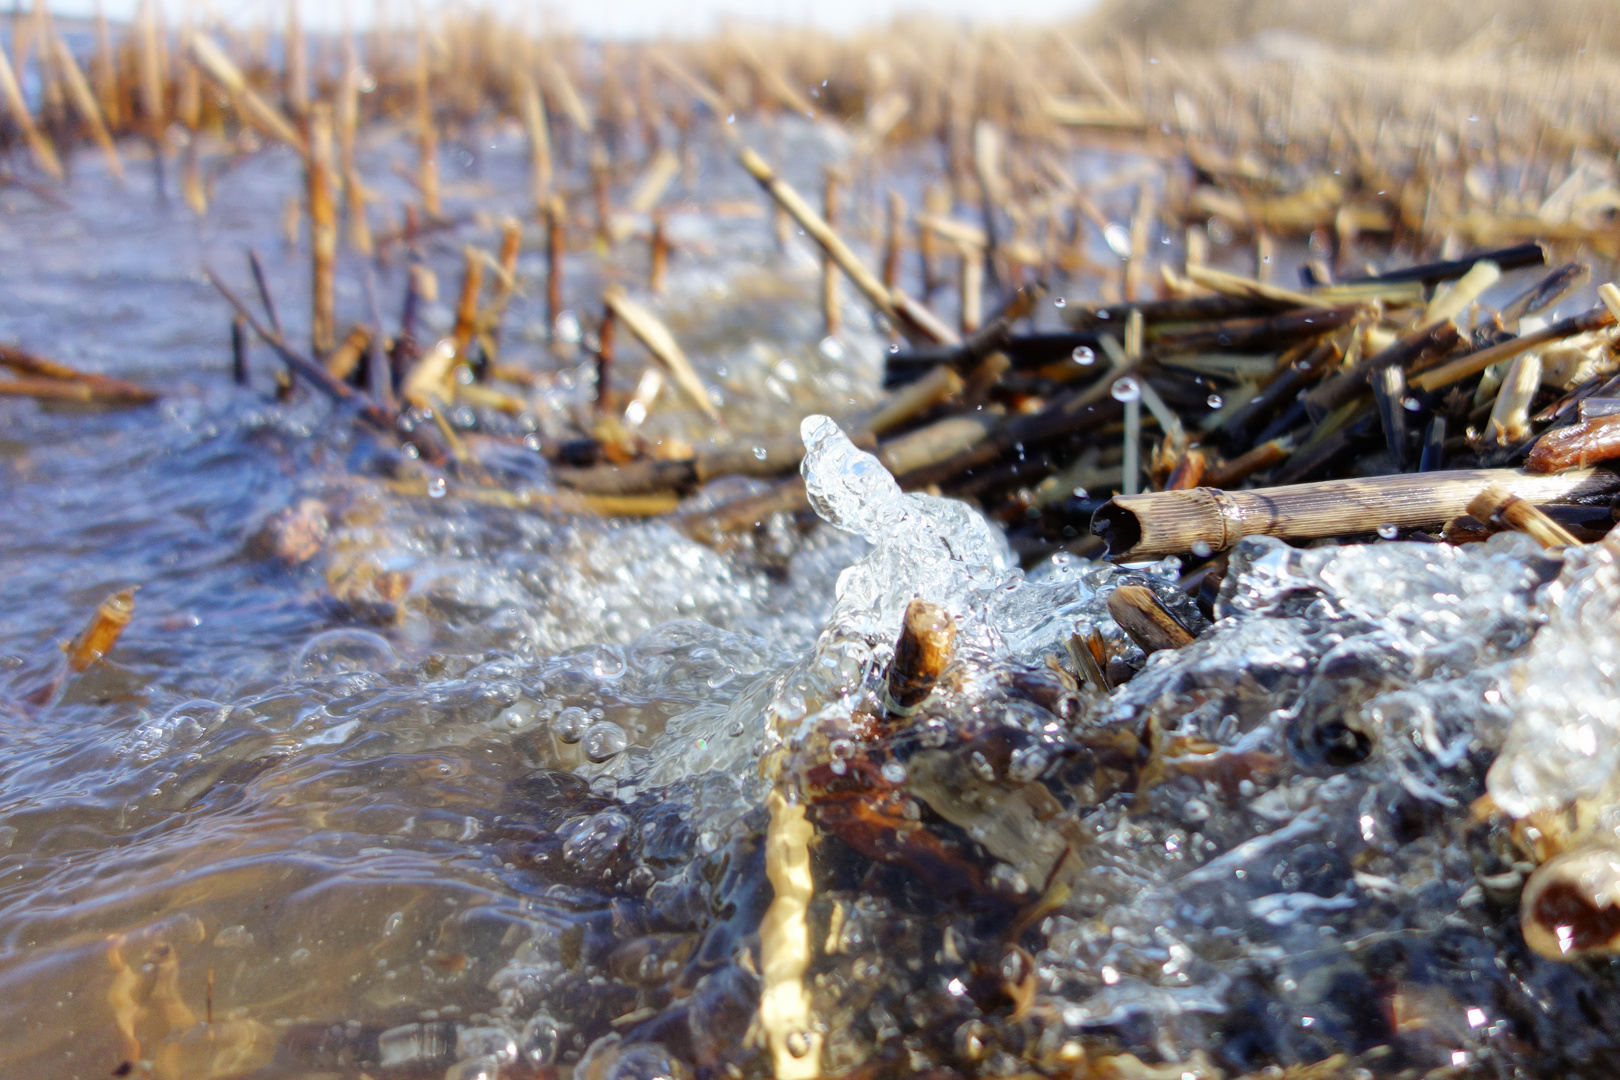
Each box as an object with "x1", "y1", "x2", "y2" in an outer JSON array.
[
  {"x1": 1071, "y1": 345, "x2": 1096, "y2": 366},
  {"x1": 1377, "y1": 523, "x2": 1399, "y2": 539},
  {"x1": 1207, "y1": 393, "x2": 1224, "y2": 409},
  {"x1": 584, "y1": 721, "x2": 628, "y2": 762},
  {"x1": 1111, "y1": 376, "x2": 1142, "y2": 402}
]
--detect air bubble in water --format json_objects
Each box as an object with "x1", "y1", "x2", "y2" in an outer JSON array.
[
  {"x1": 427, "y1": 476, "x2": 447, "y2": 498},
  {"x1": 753, "y1": 446, "x2": 768, "y2": 460},
  {"x1": 1054, "y1": 297, "x2": 1067, "y2": 308},
  {"x1": 1377, "y1": 523, "x2": 1399, "y2": 539},
  {"x1": 1190, "y1": 539, "x2": 1214, "y2": 558},
  {"x1": 520, "y1": 1014, "x2": 561, "y2": 1066},
  {"x1": 1207, "y1": 393, "x2": 1224, "y2": 409},
  {"x1": 584, "y1": 721, "x2": 628, "y2": 762},
  {"x1": 880, "y1": 761, "x2": 907, "y2": 784},
  {"x1": 1111, "y1": 376, "x2": 1142, "y2": 402},
  {"x1": 888, "y1": 343, "x2": 900, "y2": 353},
  {"x1": 294, "y1": 628, "x2": 398, "y2": 677},
  {"x1": 555, "y1": 706, "x2": 589, "y2": 743},
  {"x1": 1071, "y1": 345, "x2": 1096, "y2": 366}
]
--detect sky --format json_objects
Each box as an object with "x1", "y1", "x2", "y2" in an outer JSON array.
[{"x1": 42, "y1": 0, "x2": 1098, "y2": 39}]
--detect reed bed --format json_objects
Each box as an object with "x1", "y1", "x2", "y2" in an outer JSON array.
[{"x1": 4, "y1": 1, "x2": 1620, "y2": 567}]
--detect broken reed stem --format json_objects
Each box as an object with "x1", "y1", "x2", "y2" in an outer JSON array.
[
  {"x1": 519, "y1": 71, "x2": 553, "y2": 212},
  {"x1": 51, "y1": 33, "x2": 121, "y2": 182},
  {"x1": 1106, "y1": 585, "x2": 1194, "y2": 655},
  {"x1": 823, "y1": 170, "x2": 842, "y2": 337},
  {"x1": 0, "y1": 342, "x2": 157, "y2": 403},
  {"x1": 1415, "y1": 305, "x2": 1617, "y2": 393},
  {"x1": 882, "y1": 191, "x2": 905, "y2": 291},
  {"x1": 0, "y1": 38, "x2": 62, "y2": 180},
  {"x1": 1093, "y1": 468, "x2": 1620, "y2": 560},
  {"x1": 307, "y1": 103, "x2": 338, "y2": 357},
  {"x1": 188, "y1": 33, "x2": 306, "y2": 156},
  {"x1": 67, "y1": 587, "x2": 135, "y2": 671},
  {"x1": 546, "y1": 195, "x2": 565, "y2": 335},
  {"x1": 960, "y1": 246, "x2": 984, "y2": 334},
  {"x1": 1486, "y1": 353, "x2": 1541, "y2": 446},
  {"x1": 596, "y1": 304, "x2": 616, "y2": 414},
  {"x1": 885, "y1": 598, "x2": 955, "y2": 717},
  {"x1": 1466, "y1": 484, "x2": 1579, "y2": 548},
  {"x1": 338, "y1": 58, "x2": 372, "y2": 256},
  {"x1": 451, "y1": 245, "x2": 485, "y2": 357},
  {"x1": 649, "y1": 212, "x2": 670, "y2": 295}
]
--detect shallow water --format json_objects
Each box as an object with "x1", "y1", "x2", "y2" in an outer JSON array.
[{"x1": 4, "y1": 117, "x2": 1620, "y2": 1080}]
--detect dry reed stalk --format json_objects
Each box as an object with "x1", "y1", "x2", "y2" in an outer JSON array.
[
  {"x1": 823, "y1": 169, "x2": 843, "y2": 336},
  {"x1": 307, "y1": 103, "x2": 338, "y2": 356},
  {"x1": 91, "y1": 6, "x2": 119, "y2": 131},
  {"x1": 323, "y1": 325, "x2": 373, "y2": 382},
  {"x1": 882, "y1": 191, "x2": 905, "y2": 291},
  {"x1": 338, "y1": 55, "x2": 372, "y2": 256},
  {"x1": 0, "y1": 343, "x2": 157, "y2": 403},
  {"x1": 51, "y1": 34, "x2": 121, "y2": 182},
  {"x1": 517, "y1": 71, "x2": 553, "y2": 213},
  {"x1": 959, "y1": 246, "x2": 984, "y2": 334},
  {"x1": 450, "y1": 246, "x2": 485, "y2": 358},
  {"x1": 601, "y1": 285, "x2": 721, "y2": 424},
  {"x1": 1466, "y1": 484, "x2": 1579, "y2": 548},
  {"x1": 1203, "y1": 438, "x2": 1290, "y2": 487},
  {"x1": 1093, "y1": 467, "x2": 1620, "y2": 561},
  {"x1": 1124, "y1": 185, "x2": 1157, "y2": 302},
  {"x1": 413, "y1": 27, "x2": 440, "y2": 217},
  {"x1": 0, "y1": 39, "x2": 61, "y2": 180},
  {"x1": 1414, "y1": 305, "x2": 1617, "y2": 392},
  {"x1": 284, "y1": 0, "x2": 308, "y2": 118},
  {"x1": 649, "y1": 212, "x2": 670, "y2": 294},
  {"x1": 66, "y1": 587, "x2": 135, "y2": 672},
  {"x1": 546, "y1": 195, "x2": 564, "y2": 333},
  {"x1": 595, "y1": 304, "x2": 616, "y2": 415},
  {"x1": 188, "y1": 34, "x2": 307, "y2": 155},
  {"x1": 134, "y1": 0, "x2": 164, "y2": 147},
  {"x1": 1485, "y1": 352, "x2": 1541, "y2": 446}
]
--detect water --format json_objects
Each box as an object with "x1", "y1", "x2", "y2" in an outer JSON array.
[{"x1": 3, "y1": 123, "x2": 1620, "y2": 1080}]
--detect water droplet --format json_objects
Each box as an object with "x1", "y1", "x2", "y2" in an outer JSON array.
[
  {"x1": 1071, "y1": 345, "x2": 1096, "y2": 366},
  {"x1": 426, "y1": 476, "x2": 447, "y2": 498},
  {"x1": 1190, "y1": 539, "x2": 1214, "y2": 558},
  {"x1": 555, "y1": 706, "x2": 589, "y2": 743},
  {"x1": 752, "y1": 446, "x2": 768, "y2": 460},
  {"x1": 1207, "y1": 393, "x2": 1224, "y2": 409},
  {"x1": 888, "y1": 343, "x2": 900, "y2": 353},
  {"x1": 1111, "y1": 376, "x2": 1142, "y2": 402},
  {"x1": 1377, "y1": 523, "x2": 1399, "y2": 540},
  {"x1": 1402, "y1": 396, "x2": 1422, "y2": 411},
  {"x1": 785, "y1": 1031, "x2": 813, "y2": 1058},
  {"x1": 880, "y1": 761, "x2": 907, "y2": 784},
  {"x1": 726, "y1": 113, "x2": 736, "y2": 123},
  {"x1": 829, "y1": 738, "x2": 855, "y2": 760},
  {"x1": 1104, "y1": 222, "x2": 1132, "y2": 259},
  {"x1": 584, "y1": 721, "x2": 628, "y2": 762},
  {"x1": 1072, "y1": 486, "x2": 1089, "y2": 500},
  {"x1": 1053, "y1": 297, "x2": 1067, "y2": 308}
]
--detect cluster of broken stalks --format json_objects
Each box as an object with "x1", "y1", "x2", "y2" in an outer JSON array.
[{"x1": 10, "y1": 2, "x2": 1620, "y2": 659}]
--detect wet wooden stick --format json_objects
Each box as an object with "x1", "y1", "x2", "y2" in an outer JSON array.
[
  {"x1": 0, "y1": 343, "x2": 156, "y2": 403},
  {"x1": 307, "y1": 103, "x2": 338, "y2": 356},
  {"x1": 205, "y1": 266, "x2": 393, "y2": 429},
  {"x1": 1466, "y1": 484, "x2": 1579, "y2": 548},
  {"x1": 0, "y1": 35, "x2": 61, "y2": 179},
  {"x1": 1203, "y1": 439, "x2": 1290, "y2": 488},
  {"x1": 885, "y1": 598, "x2": 955, "y2": 716},
  {"x1": 1092, "y1": 468, "x2": 1620, "y2": 561},
  {"x1": 52, "y1": 33, "x2": 121, "y2": 182},
  {"x1": 67, "y1": 587, "x2": 135, "y2": 671},
  {"x1": 602, "y1": 285, "x2": 720, "y2": 423},
  {"x1": 1106, "y1": 585, "x2": 1194, "y2": 655}
]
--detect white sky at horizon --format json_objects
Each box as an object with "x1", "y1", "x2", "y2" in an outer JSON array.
[{"x1": 37, "y1": 0, "x2": 1100, "y2": 39}]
